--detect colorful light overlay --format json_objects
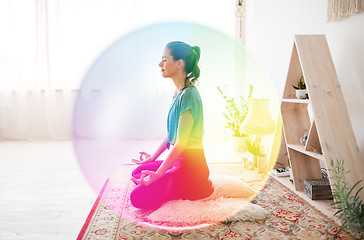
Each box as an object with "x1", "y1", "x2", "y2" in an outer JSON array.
[{"x1": 72, "y1": 22, "x2": 281, "y2": 231}]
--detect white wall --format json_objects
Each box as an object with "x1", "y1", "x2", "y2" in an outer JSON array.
[{"x1": 244, "y1": 0, "x2": 364, "y2": 160}]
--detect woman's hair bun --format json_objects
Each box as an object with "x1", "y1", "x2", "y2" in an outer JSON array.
[{"x1": 192, "y1": 46, "x2": 201, "y2": 61}]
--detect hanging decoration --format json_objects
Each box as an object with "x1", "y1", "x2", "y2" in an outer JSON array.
[
  {"x1": 328, "y1": 0, "x2": 362, "y2": 22},
  {"x1": 235, "y1": 0, "x2": 246, "y2": 40}
]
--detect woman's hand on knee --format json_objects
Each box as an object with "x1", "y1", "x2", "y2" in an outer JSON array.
[
  {"x1": 133, "y1": 170, "x2": 163, "y2": 186},
  {"x1": 132, "y1": 152, "x2": 154, "y2": 165}
]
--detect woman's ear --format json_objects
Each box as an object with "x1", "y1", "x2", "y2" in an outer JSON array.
[{"x1": 177, "y1": 59, "x2": 184, "y2": 69}]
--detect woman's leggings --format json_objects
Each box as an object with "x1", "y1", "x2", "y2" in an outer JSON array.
[{"x1": 130, "y1": 149, "x2": 213, "y2": 210}]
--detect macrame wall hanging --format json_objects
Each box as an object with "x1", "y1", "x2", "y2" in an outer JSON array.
[
  {"x1": 235, "y1": 0, "x2": 246, "y2": 43},
  {"x1": 327, "y1": 0, "x2": 363, "y2": 22}
]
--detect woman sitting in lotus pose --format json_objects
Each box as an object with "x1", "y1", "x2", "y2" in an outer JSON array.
[{"x1": 130, "y1": 41, "x2": 214, "y2": 210}]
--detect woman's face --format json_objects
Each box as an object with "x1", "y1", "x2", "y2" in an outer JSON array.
[{"x1": 158, "y1": 48, "x2": 180, "y2": 78}]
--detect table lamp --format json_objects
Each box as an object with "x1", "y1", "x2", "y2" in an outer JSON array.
[{"x1": 241, "y1": 98, "x2": 276, "y2": 172}]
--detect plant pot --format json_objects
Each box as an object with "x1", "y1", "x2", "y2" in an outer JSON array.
[
  {"x1": 296, "y1": 89, "x2": 308, "y2": 99},
  {"x1": 232, "y1": 135, "x2": 248, "y2": 152}
]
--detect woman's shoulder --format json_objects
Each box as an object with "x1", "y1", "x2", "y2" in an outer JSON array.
[
  {"x1": 179, "y1": 86, "x2": 202, "y2": 105},
  {"x1": 181, "y1": 86, "x2": 199, "y2": 97}
]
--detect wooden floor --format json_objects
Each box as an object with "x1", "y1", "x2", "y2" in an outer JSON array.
[
  {"x1": 0, "y1": 140, "x2": 339, "y2": 239},
  {"x1": 0, "y1": 141, "x2": 94, "y2": 240}
]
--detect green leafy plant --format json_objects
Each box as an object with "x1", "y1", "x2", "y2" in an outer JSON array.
[
  {"x1": 282, "y1": 158, "x2": 290, "y2": 172},
  {"x1": 237, "y1": 0, "x2": 243, "y2": 6},
  {"x1": 246, "y1": 136, "x2": 265, "y2": 157},
  {"x1": 217, "y1": 84, "x2": 253, "y2": 137},
  {"x1": 292, "y1": 76, "x2": 306, "y2": 90},
  {"x1": 329, "y1": 159, "x2": 364, "y2": 239}
]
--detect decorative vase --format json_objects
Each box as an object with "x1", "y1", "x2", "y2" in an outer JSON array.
[
  {"x1": 296, "y1": 89, "x2": 308, "y2": 99},
  {"x1": 246, "y1": 161, "x2": 255, "y2": 170},
  {"x1": 248, "y1": 154, "x2": 258, "y2": 169},
  {"x1": 232, "y1": 135, "x2": 248, "y2": 152}
]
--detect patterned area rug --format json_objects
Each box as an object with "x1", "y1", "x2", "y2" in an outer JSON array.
[{"x1": 77, "y1": 163, "x2": 358, "y2": 240}]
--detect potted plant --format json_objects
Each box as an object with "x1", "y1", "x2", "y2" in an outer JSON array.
[
  {"x1": 329, "y1": 159, "x2": 364, "y2": 239},
  {"x1": 292, "y1": 76, "x2": 308, "y2": 99},
  {"x1": 217, "y1": 84, "x2": 253, "y2": 152},
  {"x1": 246, "y1": 136, "x2": 267, "y2": 172}
]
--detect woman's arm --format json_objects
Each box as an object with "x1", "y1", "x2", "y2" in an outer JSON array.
[
  {"x1": 156, "y1": 110, "x2": 194, "y2": 174},
  {"x1": 135, "y1": 110, "x2": 194, "y2": 185},
  {"x1": 132, "y1": 137, "x2": 168, "y2": 164},
  {"x1": 150, "y1": 137, "x2": 169, "y2": 161}
]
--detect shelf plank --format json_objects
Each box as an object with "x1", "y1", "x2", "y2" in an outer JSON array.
[
  {"x1": 282, "y1": 99, "x2": 309, "y2": 104},
  {"x1": 305, "y1": 120, "x2": 322, "y2": 153},
  {"x1": 281, "y1": 104, "x2": 311, "y2": 145},
  {"x1": 287, "y1": 144, "x2": 323, "y2": 160},
  {"x1": 282, "y1": 41, "x2": 303, "y2": 99},
  {"x1": 288, "y1": 148, "x2": 323, "y2": 191}
]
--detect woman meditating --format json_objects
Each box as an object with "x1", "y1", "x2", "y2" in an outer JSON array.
[{"x1": 130, "y1": 41, "x2": 214, "y2": 210}]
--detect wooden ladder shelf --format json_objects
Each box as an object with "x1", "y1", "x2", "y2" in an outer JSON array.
[{"x1": 280, "y1": 35, "x2": 364, "y2": 201}]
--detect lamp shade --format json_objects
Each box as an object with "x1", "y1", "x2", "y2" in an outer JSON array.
[{"x1": 241, "y1": 99, "x2": 276, "y2": 135}]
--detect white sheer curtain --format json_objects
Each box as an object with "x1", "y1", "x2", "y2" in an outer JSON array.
[
  {"x1": 0, "y1": 0, "x2": 137, "y2": 140},
  {"x1": 0, "y1": 0, "x2": 235, "y2": 140}
]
